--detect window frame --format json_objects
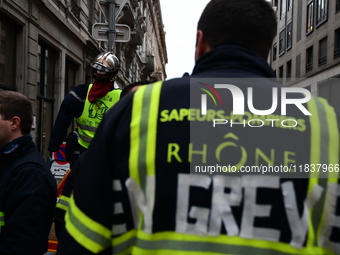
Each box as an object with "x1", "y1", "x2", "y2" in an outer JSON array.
[
  {"x1": 286, "y1": 60, "x2": 292, "y2": 81},
  {"x1": 273, "y1": 43, "x2": 277, "y2": 61},
  {"x1": 316, "y1": 0, "x2": 328, "y2": 27},
  {"x1": 0, "y1": 16, "x2": 17, "y2": 90},
  {"x1": 287, "y1": 22, "x2": 292, "y2": 50},
  {"x1": 65, "y1": 58, "x2": 78, "y2": 97},
  {"x1": 336, "y1": 0, "x2": 340, "y2": 13},
  {"x1": 306, "y1": 46, "x2": 313, "y2": 72},
  {"x1": 334, "y1": 28, "x2": 340, "y2": 58},
  {"x1": 287, "y1": 0, "x2": 293, "y2": 11},
  {"x1": 318, "y1": 37, "x2": 327, "y2": 66},
  {"x1": 306, "y1": 1, "x2": 314, "y2": 35},
  {"x1": 279, "y1": 29, "x2": 286, "y2": 56},
  {"x1": 36, "y1": 41, "x2": 57, "y2": 160},
  {"x1": 279, "y1": 65, "x2": 284, "y2": 82},
  {"x1": 70, "y1": 0, "x2": 81, "y2": 21},
  {"x1": 280, "y1": 0, "x2": 287, "y2": 19}
]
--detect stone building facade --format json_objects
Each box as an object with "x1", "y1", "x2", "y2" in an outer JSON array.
[
  {"x1": 269, "y1": 0, "x2": 340, "y2": 109},
  {"x1": 0, "y1": 0, "x2": 167, "y2": 160}
]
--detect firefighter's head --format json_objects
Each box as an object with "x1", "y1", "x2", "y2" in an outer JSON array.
[{"x1": 91, "y1": 51, "x2": 120, "y2": 82}]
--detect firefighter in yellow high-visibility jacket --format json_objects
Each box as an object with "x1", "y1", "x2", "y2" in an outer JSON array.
[{"x1": 57, "y1": 0, "x2": 340, "y2": 254}]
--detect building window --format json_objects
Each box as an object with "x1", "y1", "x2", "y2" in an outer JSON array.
[
  {"x1": 334, "y1": 28, "x2": 340, "y2": 58},
  {"x1": 287, "y1": 22, "x2": 292, "y2": 50},
  {"x1": 65, "y1": 58, "x2": 78, "y2": 97},
  {"x1": 316, "y1": 0, "x2": 328, "y2": 26},
  {"x1": 36, "y1": 42, "x2": 56, "y2": 160},
  {"x1": 64, "y1": 58, "x2": 78, "y2": 132},
  {"x1": 0, "y1": 17, "x2": 17, "y2": 89},
  {"x1": 337, "y1": 0, "x2": 340, "y2": 13},
  {"x1": 279, "y1": 30, "x2": 286, "y2": 56},
  {"x1": 87, "y1": 0, "x2": 95, "y2": 33},
  {"x1": 306, "y1": 46, "x2": 313, "y2": 72},
  {"x1": 307, "y1": 1, "x2": 314, "y2": 34},
  {"x1": 286, "y1": 60, "x2": 292, "y2": 81},
  {"x1": 318, "y1": 37, "x2": 327, "y2": 66},
  {"x1": 0, "y1": 37, "x2": 4, "y2": 54},
  {"x1": 273, "y1": 43, "x2": 277, "y2": 61},
  {"x1": 279, "y1": 65, "x2": 284, "y2": 82},
  {"x1": 280, "y1": 0, "x2": 287, "y2": 19},
  {"x1": 70, "y1": 0, "x2": 81, "y2": 20},
  {"x1": 287, "y1": 0, "x2": 293, "y2": 10}
]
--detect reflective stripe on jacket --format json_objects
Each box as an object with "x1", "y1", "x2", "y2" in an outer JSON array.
[{"x1": 0, "y1": 212, "x2": 5, "y2": 233}]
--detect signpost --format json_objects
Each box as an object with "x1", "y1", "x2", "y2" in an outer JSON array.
[
  {"x1": 108, "y1": 0, "x2": 116, "y2": 51},
  {"x1": 92, "y1": 23, "x2": 131, "y2": 42},
  {"x1": 96, "y1": 0, "x2": 130, "y2": 52}
]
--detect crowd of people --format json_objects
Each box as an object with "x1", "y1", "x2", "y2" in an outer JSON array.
[{"x1": 1, "y1": 0, "x2": 339, "y2": 254}]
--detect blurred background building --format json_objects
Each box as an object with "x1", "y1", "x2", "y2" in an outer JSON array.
[
  {"x1": 0, "y1": 0, "x2": 167, "y2": 160},
  {"x1": 269, "y1": 0, "x2": 340, "y2": 109}
]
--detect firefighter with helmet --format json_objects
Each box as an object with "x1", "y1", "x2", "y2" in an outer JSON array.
[
  {"x1": 48, "y1": 52, "x2": 122, "y2": 248},
  {"x1": 48, "y1": 51, "x2": 122, "y2": 167}
]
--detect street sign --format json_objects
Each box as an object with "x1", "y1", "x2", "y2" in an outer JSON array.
[
  {"x1": 92, "y1": 23, "x2": 131, "y2": 42},
  {"x1": 50, "y1": 142, "x2": 70, "y2": 179}
]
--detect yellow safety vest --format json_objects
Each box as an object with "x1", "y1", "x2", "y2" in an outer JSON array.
[{"x1": 76, "y1": 84, "x2": 121, "y2": 148}]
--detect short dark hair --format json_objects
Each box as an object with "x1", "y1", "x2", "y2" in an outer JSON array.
[
  {"x1": 0, "y1": 91, "x2": 33, "y2": 135},
  {"x1": 197, "y1": 0, "x2": 276, "y2": 59}
]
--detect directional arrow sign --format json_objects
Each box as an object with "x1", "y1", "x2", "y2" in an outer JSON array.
[{"x1": 92, "y1": 23, "x2": 131, "y2": 42}]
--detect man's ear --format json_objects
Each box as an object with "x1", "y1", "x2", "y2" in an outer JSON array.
[
  {"x1": 11, "y1": 116, "x2": 21, "y2": 131},
  {"x1": 195, "y1": 30, "x2": 211, "y2": 61}
]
